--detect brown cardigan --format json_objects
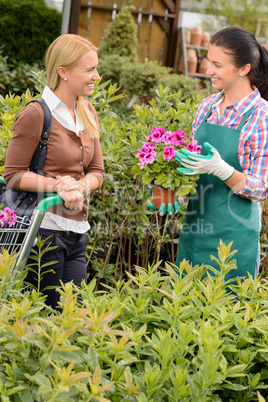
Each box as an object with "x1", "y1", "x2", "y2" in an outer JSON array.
[{"x1": 4, "y1": 100, "x2": 105, "y2": 221}]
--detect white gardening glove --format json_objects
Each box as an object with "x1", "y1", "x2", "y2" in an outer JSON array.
[{"x1": 175, "y1": 142, "x2": 235, "y2": 181}]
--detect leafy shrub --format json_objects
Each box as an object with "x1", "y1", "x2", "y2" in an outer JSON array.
[
  {"x1": 120, "y1": 61, "x2": 171, "y2": 101},
  {"x1": 0, "y1": 89, "x2": 35, "y2": 175},
  {"x1": 159, "y1": 73, "x2": 214, "y2": 102},
  {"x1": 98, "y1": 6, "x2": 138, "y2": 63},
  {"x1": 0, "y1": 242, "x2": 268, "y2": 400},
  {"x1": 0, "y1": 50, "x2": 11, "y2": 94},
  {"x1": 0, "y1": 0, "x2": 61, "y2": 64},
  {"x1": 97, "y1": 54, "x2": 129, "y2": 92},
  {"x1": 87, "y1": 83, "x2": 199, "y2": 284},
  {"x1": 0, "y1": 48, "x2": 42, "y2": 96},
  {"x1": 97, "y1": 55, "x2": 213, "y2": 107}
]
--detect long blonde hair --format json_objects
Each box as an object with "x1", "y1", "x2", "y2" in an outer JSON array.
[{"x1": 45, "y1": 34, "x2": 99, "y2": 139}]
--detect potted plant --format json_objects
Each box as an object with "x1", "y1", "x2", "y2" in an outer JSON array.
[{"x1": 133, "y1": 126, "x2": 201, "y2": 208}]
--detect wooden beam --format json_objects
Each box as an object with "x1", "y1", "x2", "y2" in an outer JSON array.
[
  {"x1": 81, "y1": 3, "x2": 176, "y2": 19},
  {"x1": 167, "y1": 0, "x2": 181, "y2": 67},
  {"x1": 155, "y1": 17, "x2": 171, "y2": 36},
  {"x1": 161, "y1": 0, "x2": 175, "y2": 13},
  {"x1": 69, "y1": 0, "x2": 81, "y2": 34}
]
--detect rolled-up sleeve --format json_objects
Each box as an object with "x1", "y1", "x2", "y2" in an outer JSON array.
[
  {"x1": 235, "y1": 117, "x2": 268, "y2": 202},
  {"x1": 4, "y1": 105, "x2": 43, "y2": 187}
]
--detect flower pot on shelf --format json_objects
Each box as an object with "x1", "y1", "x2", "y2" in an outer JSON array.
[
  {"x1": 185, "y1": 29, "x2": 191, "y2": 44},
  {"x1": 151, "y1": 183, "x2": 179, "y2": 209},
  {"x1": 187, "y1": 49, "x2": 197, "y2": 73},
  {"x1": 191, "y1": 26, "x2": 202, "y2": 46},
  {"x1": 201, "y1": 32, "x2": 210, "y2": 47},
  {"x1": 198, "y1": 57, "x2": 209, "y2": 74}
]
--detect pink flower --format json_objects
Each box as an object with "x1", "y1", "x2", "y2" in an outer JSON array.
[
  {"x1": 163, "y1": 146, "x2": 175, "y2": 162},
  {"x1": 162, "y1": 131, "x2": 174, "y2": 145},
  {"x1": 0, "y1": 211, "x2": 8, "y2": 227},
  {"x1": 187, "y1": 140, "x2": 202, "y2": 154},
  {"x1": 143, "y1": 143, "x2": 156, "y2": 150},
  {"x1": 150, "y1": 126, "x2": 165, "y2": 143},
  {"x1": 138, "y1": 144, "x2": 157, "y2": 168},
  {"x1": 4, "y1": 207, "x2": 17, "y2": 227},
  {"x1": 173, "y1": 130, "x2": 187, "y2": 146},
  {"x1": 146, "y1": 135, "x2": 154, "y2": 143}
]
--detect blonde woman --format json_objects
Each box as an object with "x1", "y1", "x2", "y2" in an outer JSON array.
[{"x1": 4, "y1": 34, "x2": 105, "y2": 309}]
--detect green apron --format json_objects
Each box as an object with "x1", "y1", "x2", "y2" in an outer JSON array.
[{"x1": 176, "y1": 107, "x2": 259, "y2": 280}]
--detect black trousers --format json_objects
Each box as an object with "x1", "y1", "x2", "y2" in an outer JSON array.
[{"x1": 25, "y1": 228, "x2": 88, "y2": 309}]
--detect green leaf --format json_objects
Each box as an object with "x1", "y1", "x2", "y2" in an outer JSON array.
[
  {"x1": 29, "y1": 374, "x2": 52, "y2": 388},
  {"x1": 17, "y1": 390, "x2": 34, "y2": 402},
  {"x1": 222, "y1": 383, "x2": 248, "y2": 391}
]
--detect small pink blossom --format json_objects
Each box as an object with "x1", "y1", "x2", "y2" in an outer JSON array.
[
  {"x1": 143, "y1": 143, "x2": 156, "y2": 150},
  {"x1": 150, "y1": 126, "x2": 165, "y2": 143},
  {"x1": 4, "y1": 207, "x2": 17, "y2": 227},
  {"x1": 187, "y1": 139, "x2": 202, "y2": 153},
  {"x1": 173, "y1": 130, "x2": 187, "y2": 146},
  {"x1": 0, "y1": 211, "x2": 8, "y2": 227},
  {"x1": 162, "y1": 131, "x2": 174, "y2": 145},
  {"x1": 163, "y1": 146, "x2": 175, "y2": 162},
  {"x1": 138, "y1": 144, "x2": 157, "y2": 168}
]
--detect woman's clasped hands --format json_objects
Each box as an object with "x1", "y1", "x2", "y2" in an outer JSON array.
[{"x1": 54, "y1": 175, "x2": 84, "y2": 211}]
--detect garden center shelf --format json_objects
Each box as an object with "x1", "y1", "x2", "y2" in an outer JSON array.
[{"x1": 175, "y1": 27, "x2": 211, "y2": 79}]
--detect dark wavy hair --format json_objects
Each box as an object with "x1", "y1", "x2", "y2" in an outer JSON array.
[{"x1": 210, "y1": 26, "x2": 268, "y2": 100}]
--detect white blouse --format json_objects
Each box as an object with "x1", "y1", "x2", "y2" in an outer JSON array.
[{"x1": 39, "y1": 86, "x2": 90, "y2": 233}]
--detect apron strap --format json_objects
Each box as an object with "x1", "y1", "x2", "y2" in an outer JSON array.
[
  {"x1": 203, "y1": 108, "x2": 212, "y2": 122},
  {"x1": 236, "y1": 106, "x2": 255, "y2": 130}
]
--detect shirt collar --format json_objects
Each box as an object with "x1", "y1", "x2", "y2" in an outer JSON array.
[
  {"x1": 42, "y1": 86, "x2": 62, "y2": 112},
  {"x1": 211, "y1": 86, "x2": 260, "y2": 115},
  {"x1": 42, "y1": 86, "x2": 78, "y2": 113}
]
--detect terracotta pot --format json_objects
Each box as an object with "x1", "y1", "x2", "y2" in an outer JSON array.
[
  {"x1": 191, "y1": 26, "x2": 202, "y2": 47},
  {"x1": 198, "y1": 57, "x2": 209, "y2": 74},
  {"x1": 187, "y1": 49, "x2": 197, "y2": 73},
  {"x1": 185, "y1": 29, "x2": 191, "y2": 44},
  {"x1": 151, "y1": 184, "x2": 179, "y2": 209},
  {"x1": 201, "y1": 32, "x2": 210, "y2": 47}
]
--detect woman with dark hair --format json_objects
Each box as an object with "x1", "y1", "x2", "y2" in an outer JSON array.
[{"x1": 153, "y1": 26, "x2": 268, "y2": 281}]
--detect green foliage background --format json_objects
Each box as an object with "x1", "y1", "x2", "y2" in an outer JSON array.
[
  {"x1": 98, "y1": 6, "x2": 138, "y2": 63},
  {"x1": 0, "y1": 242, "x2": 268, "y2": 400},
  {"x1": 190, "y1": 0, "x2": 268, "y2": 36},
  {"x1": 0, "y1": 0, "x2": 61, "y2": 65},
  {"x1": 1, "y1": 2, "x2": 268, "y2": 395}
]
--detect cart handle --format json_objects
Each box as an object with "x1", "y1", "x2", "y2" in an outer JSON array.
[
  {"x1": 0, "y1": 176, "x2": 63, "y2": 210},
  {"x1": 36, "y1": 194, "x2": 63, "y2": 211}
]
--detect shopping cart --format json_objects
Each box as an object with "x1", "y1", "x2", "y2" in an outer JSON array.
[{"x1": 0, "y1": 177, "x2": 63, "y2": 272}]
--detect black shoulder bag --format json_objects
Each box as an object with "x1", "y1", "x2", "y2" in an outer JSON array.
[{"x1": 0, "y1": 98, "x2": 52, "y2": 220}]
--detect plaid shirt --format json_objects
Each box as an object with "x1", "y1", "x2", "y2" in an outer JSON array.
[{"x1": 192, "y1": 86, "x2": 268, "y2": 204}]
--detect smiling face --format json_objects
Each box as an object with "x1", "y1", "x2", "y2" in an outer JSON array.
[
  {"x1": 206, "y1": 44, "x2": 244, "y2": 92},
  {"x1": 63, "y1": 50, "x2": 100, "y2": 98}
]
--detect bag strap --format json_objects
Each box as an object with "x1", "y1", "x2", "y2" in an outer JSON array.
[{"x1": 28, "y1": 98, "x2": 52, "y2": 175}]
